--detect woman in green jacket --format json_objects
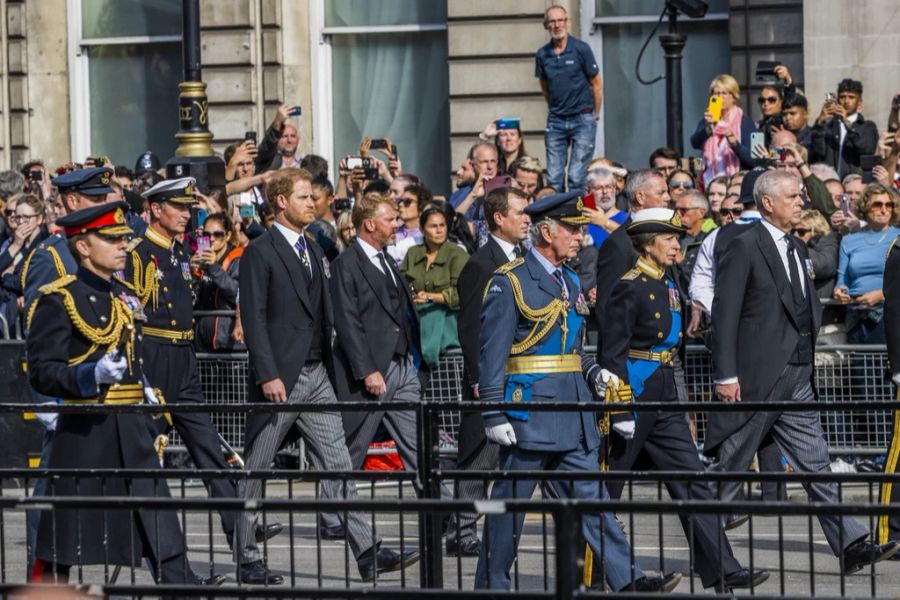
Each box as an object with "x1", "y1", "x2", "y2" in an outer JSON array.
[{"x1": 401, "y1": 205, "x2": 470, "y2": 368}]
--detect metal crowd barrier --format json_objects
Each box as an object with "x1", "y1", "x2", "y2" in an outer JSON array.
[
  {"x1": 2, "y1": 399, "x2": 899, "y2": 598},
  {"x1": 188, "y1": 345, "x2": 894, "y2": 455}
]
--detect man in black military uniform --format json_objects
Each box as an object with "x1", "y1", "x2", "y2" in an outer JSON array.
[
  {"x1": 879, "y1": 235, "x2": 900, "y2": 545},
  {"x1": 124, "y1": 177, "x2": 281, "y2": 549},
  {"x1": 19, "y1": 166, "x2": 113, "y2": 577},
  {"x1": 26, "y1": 201, "x2": 223, "y2": 586},
  {"x1": 599, "y1": 208, "x2": 769, "y2": 593}
]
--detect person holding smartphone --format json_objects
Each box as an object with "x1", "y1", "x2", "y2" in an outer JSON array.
[
  {"x1": 191, "y1": 213, "x2": 245, "y2": 351},
  {"x1": 691, "y1": 74, "x2": 758, "y2": 187},
  {"x1": 811, "y1": 78, "x2": 879, "y2": 178}
]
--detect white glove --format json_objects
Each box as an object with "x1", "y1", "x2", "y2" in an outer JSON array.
[
  {"x1": 594, "y1": 368, "x2": 620, "y2": 397},
  {"x1": 94, "y1": 352, "x2": 127, "y2": 386},
  {"x1": 893, "y1": 372, "x2": 900, "y2": 386},
  {"x1": 484, "y1": 422, "x2": 518, "y2": 446},
  {"x1": 144, "y1": 387, "x2": 160, "y2": 405},
  {"x1": 612, "y1": 420, "x2": 636, "y2": 440},
  {"x1": 34, "y1": 410, "x2": 58, "y2": 431}
]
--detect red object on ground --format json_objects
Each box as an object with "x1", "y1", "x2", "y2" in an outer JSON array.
[{"x1": 363, "y1": 441, "x2": 403, "y2": 471}]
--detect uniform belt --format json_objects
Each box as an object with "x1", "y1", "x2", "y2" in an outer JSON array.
[
  {"x1": 506, "y1": 354, "x2": 581, "y2": 375},
  {"x1": 628, "y1": 348, "x2": 676, "y2": 366},
  {"x1": 143, "y1": 326, "x2": 194, "y2": 341},
  {"x1": 63, "y1": 383, "x2": 143, "y2": 405}
]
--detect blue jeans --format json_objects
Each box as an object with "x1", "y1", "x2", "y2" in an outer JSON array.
[{"x1": 545, "y1": 112, "x2": 597, "y2": 192}]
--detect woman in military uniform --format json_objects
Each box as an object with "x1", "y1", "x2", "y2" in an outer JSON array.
[
  {"x1": 599, "y1": 208, "x2": 768, "y2": 593},
  {"x1": 26, "y1": 202, "x2": 221, "y2": 587}
]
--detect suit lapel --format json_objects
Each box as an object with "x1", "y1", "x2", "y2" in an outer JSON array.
[
  {"x1": 353, "y1": 242, "x2": 401, "y2": 325},
  {"x1": 524, "y1": 251, "x2": 563, "y2": 300},
  {"x1": 269, "y1": 228, "x2": 312, "y2": 316},
  {"x1": 754, "y1": 223, "x2": 799, "y2": 328}
]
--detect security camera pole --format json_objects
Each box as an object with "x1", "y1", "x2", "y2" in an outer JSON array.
[{"x1": 166, "y1": 0, "x2": 226, "y2": 193}]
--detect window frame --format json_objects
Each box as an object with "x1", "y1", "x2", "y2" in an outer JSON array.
[
  {"x1": 308, "y1": 0, "x2": 447, "y2": 183},
  {"x1": 579, "y1": 4, "x2": 728, "y2": 158},
  {"x1": 66, "y1": 0, "x2": 181, "y2": 161}
]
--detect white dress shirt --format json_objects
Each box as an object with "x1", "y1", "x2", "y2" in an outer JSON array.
[
  {"x1": 490, "y1": 234, "x2": 518, "y2": 262},
  {"x1": 760, "y1": 218, "x2": 806, "y2": 296},
  {"x1": 272, "y1": 221, "x2": 311, "y2": 265},
  {"x1": 357, "y1": 237, "x2": 397, "y2": 285}
]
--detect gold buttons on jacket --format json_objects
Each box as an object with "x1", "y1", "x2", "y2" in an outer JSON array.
[
  {"x1": 170, "y1": 319, "x2": 177, "y2": 326},
  {"x1": 649, "y1": 293, "x2": 656, "y2": 300},
  {"x1": 654, "y1": 312, "x2": 661, "y2": 319},
  {"x1": 657, "y1": 332, "x2": 664, "y2": 339}
]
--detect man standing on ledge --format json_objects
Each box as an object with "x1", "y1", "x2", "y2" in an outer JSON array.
[{"x1": 536, "y1": 5, "x2": 602, "y2": 193}]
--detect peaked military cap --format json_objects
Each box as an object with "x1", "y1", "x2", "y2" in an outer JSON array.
[
  {"x1": 56, "y1": 201, "x2": 132, "y2": 238},
  {"x1": 626, "y1": 208, "x2": 686, "y2": 236},
  {"x1": 51, "y1": 167, "x2": 114, "y2": 196},
  {"x1": 524, "y1": 190, "x2": 589, "y2": 225},
  {"x1": 141, "y1": 177, "x2": 198, "y2": 205}
]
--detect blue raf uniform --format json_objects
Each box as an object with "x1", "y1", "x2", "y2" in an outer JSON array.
[
  {"x1": 599, "y1": 208, "x2": 766, "y2": 592},
  {"x1": 474, "y1": 192, "x2": 656, "y2": 592}
]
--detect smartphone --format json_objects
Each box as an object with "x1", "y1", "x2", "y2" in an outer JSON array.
[
  {"x1": 244, "y1": 131, "x2": 257, "y2": 144},
  {"x1": 347, "y1": 156, "x2": 363, "y2": 169},
  {"x1": 195, "y1": 235, "x2": 210, "y2": 254},
  {"x1": 333, "y1": 198, "x2": 352, "y2": 213},
  {"x1": 707, "y1": 96, "x2": 723, "y2": 122},
  {"x1": 196, "y1": 207, "x2": 208, "y2": 229},
  {"x1": 288, "y1": 106, "x2": 301, "y2": 116},
  {"x1": 839, "y1": 194, "x2": 850, "y2": 216},
  {"x1": 750, "y1": 132, "x2": 765, "y2": 153},
  {"x1": 370, "y1": 139, "x2": 390, "y2": 151},
  {"x1": 755, "y1": 60, "x2": 781, "y2": 81},
  {"x1": 239, "y1": 203, "x2": 256, "y2": 219},
  {"x1": 768, "y1": 147, "x2": 788, "y2": 162},
  {"x1": 495, "y1": 118, "x2": 520, "y2": 130},
  {"x1": 28, "y1": 170, "x2": 42, "y2": 182},
  {"x1": 860, "y1": 154, "x2": 883, "y2": 183},
  {"x1": 825, "y1": 92, "x2": 836, "y2": 105},
  {"x1": 362, "y1": 157, "x2": 380, "y2": 180}
]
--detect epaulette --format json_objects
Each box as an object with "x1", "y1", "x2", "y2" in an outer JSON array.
[
  {"x1": 621, "y1": 267, "x2": 641, "y2": 281},
  {"x1": 125, "y1": 237, "x2": 143, "y2": 252},
  {"x1": 37, "y1": 274, "x2": 77, "y2": 295},
  {"x1": 494, "y1": 257, "x2": 524, "y2": 275}
]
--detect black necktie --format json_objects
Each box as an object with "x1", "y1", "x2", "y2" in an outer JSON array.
[
  {"x1": 785, "y1": 236, "x2": 806, "y2": 308},
  {"x1": 294, "y1": 236, "x2": 311, "y2": 278},
  {"x1": 513, "y1": 244, "x2": 523, "y2": 259},
  {"x1": 377, "y1": 251, "x2": 396, "y2": 287}
]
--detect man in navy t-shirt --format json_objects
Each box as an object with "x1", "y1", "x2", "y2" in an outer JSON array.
[{"x1": 536, "y1": 5, "x2": 603, "y2": 193}]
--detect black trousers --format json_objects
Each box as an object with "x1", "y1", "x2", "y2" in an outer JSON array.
[
  {"x1": 880, "y1": 392, "x2": 900, "y2": 544},
  {"x1": 142, "y1": 341, "x2": 238, "y2": 537},
  {"x1": 448, "y1": 410, "x2": 499, "y2": 542},
  {"x1": 606, "y1": 368, "x2": 742, "y2": 588}
]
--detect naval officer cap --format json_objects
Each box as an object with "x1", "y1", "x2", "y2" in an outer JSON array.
[
  {"x1": 56, "y1": 201, "x2": 133, "y2": 238},
  {"x1": 524, "y1": 190, "x2": 589, "y2": 226},
  {"x1": 51, "y1": 167, "x2": 114, "y2": 197},
  {"x1": 626, "y1": 208, "x2": 687, "y2": 236},
  {"x1": 141, "y1": 177, "x2": 198, "y2": 205}
]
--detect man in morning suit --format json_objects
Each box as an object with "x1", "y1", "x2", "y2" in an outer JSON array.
[
  {"x1": 878, "y1": 235, "x2": 900, "y2": 545},
  {"x1": 236, "y1": 168, "x2": 417, "y2": 584},
  {"x1": 125, "y1": 177, "x2": 281, "y2": 556},
  {"x1": 474, "y1": 191, "x2": 679, "y2": 592},
  {"x1": 709, "y1": 169, "x2": 900, "y2": 574},
  {"x1": 323, "y1": 191, "x2": 450, "y2": 529},
  {"x1": 450, "y1": 186, "x2": 531, "y2": 557}
]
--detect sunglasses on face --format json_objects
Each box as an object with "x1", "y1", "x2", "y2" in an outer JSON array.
[
  {"x1": 3, "y1": 209, "x2": 13, "y2": 217},
  {"x1": 791, "y1": 227, "x2": 811, "y2": 236},
  {"x1": 721, "y1": 208, "x2": 743, "y2": 217},
  {"x1": 397, "y1": 198, "x2": 415, "y2": 207},
  {"x1": 757, "y1": 95, "x2": 779, "y2": 105},
  {"x1": 202, "y1": 230, "x2": 228, "y2": 239},
  {"x1": 669, "y1": 181, "x2": 694, "y2": 190},
  {"x1": 870, "y1": 201, "x2": 894, "y2": 211}
]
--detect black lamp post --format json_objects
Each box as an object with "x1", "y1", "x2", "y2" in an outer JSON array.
[{"x1": 166, "y1": 0, "x2": 225, "y2": 192}]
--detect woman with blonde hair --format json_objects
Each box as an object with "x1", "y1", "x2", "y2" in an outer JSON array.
[{"x1": 690, "y1": 74, "x2": 758, "y2": 186}]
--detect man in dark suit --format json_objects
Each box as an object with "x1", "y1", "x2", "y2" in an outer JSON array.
[
  {"x1": 710, "y1": 169, "x2": 899, "y2": 574},
  {"x1": 324, "y1": 191, "x2": 450, "y2": 525},
  {"x1": 810, "y1": 78, "x2": 878, "y2": 178},
  {"x1": 878, "y1": 236, "x2": 900, "y2": 545},
  {"x1": 237, "y1": 169, "x2": 417, "y2": 584},
  {"x1": 450, "y1": 186, "x2": 530, "y2": 556}
]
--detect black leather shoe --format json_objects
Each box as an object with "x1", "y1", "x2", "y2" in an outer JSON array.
[
  {"x1": 712, "y1": 568, "x2": 770, "y2": 592},
  {"x1": 239, "y1": 561, "x2": 284, "y2": 585},
  {"x1": 725, "y1": 514, "x2": 750, "y2": 530},
  {"x1": 357, "y1": 547, "x2": 420, "y2": 582},
  {"x1": 255, "y1": 522, "x2": 284, "y2": 543},
  {"x1": 446, "y1": 537, "x2": 481, "y2": 557},
  {"x1": 841, "y1": 539, "x2": 900, "y2": 574},
  {"x1": 623, "y1": 572, "x2": 682, "y2": 592},
  {"x1": 319, "y1": 523, "x2": 346, "y2": 540}
]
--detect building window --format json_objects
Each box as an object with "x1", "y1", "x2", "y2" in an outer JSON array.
[
  {"x1": 317, "y1": 0, "x2": 450, "y2": 194},
  {"x1": 70, "y1": 0, "x2": 182, "y2": 166},
  {"x1": 588, "y1": 0, "x2": 730, "y2": 169}
]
